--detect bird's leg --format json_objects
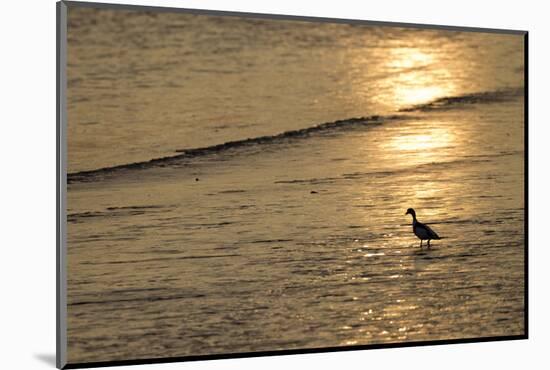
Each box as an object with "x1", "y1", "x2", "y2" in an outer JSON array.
[
  {"x1": 419, "y1": 240, "x2": 423, "y2": 248},
  {"x1": 427, "y1": 240, "x2": 431, "y2": 248}
]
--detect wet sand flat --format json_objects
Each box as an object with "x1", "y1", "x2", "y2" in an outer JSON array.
[{"x1": 67, "y1": 95, "x2": 524, "y2": 363}]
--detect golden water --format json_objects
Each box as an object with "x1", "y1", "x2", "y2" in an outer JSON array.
[{"x1": 65, "y1": 6, "x2": 525, "y2": 364}]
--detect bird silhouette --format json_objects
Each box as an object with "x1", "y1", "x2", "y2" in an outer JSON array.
[{"x1": 405, "y1": 208, "x2": 441, "y2": 248}]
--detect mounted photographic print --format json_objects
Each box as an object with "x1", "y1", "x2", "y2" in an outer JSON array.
[{"x1": 56, "y1": 1, "x2": 528, "y2": 368}]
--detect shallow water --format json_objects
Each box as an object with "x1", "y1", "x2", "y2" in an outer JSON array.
[
  {"x1": 65, "y1": 6, "x2": 525, "y2": 365},
  {"x1": 66, "y1": 95, "x2": 524, "y2": 363},
  {"x1": 67, "y1": 7, "x2": 523, "y2": 173}
]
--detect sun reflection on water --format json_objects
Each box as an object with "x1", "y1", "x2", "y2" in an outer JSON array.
[
  {"x1": 368, "y1": 46, "x2": 458, "y2": 109},
  {"x1": 391, "y1": 128, "x2": 454, "y2": 150},
  {"x1": 387, "y1": 126, "x2": 456, "y2": 163},
  {"x1": 393, "y1": 83, "x2": 448, "y2": 107},
  {"x1": 387, "y1": 47, "x2": 455, "y2": 107},
  {"x1": 387, "y1": 47, "x2": 435, "y2": 69}
]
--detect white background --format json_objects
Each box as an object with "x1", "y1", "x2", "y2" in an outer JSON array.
[{"x1": 1, "y1": 0, "x2": 547, "y2": 369}]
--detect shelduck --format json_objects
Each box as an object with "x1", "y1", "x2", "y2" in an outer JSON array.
[{"x1": 405, "y1": 208, "x2": 441, "y2": 248}]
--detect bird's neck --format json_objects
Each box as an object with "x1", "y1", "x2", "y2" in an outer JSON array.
[{"x1": 411, "y1": 215, "x2": 417, "y2": 224}]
